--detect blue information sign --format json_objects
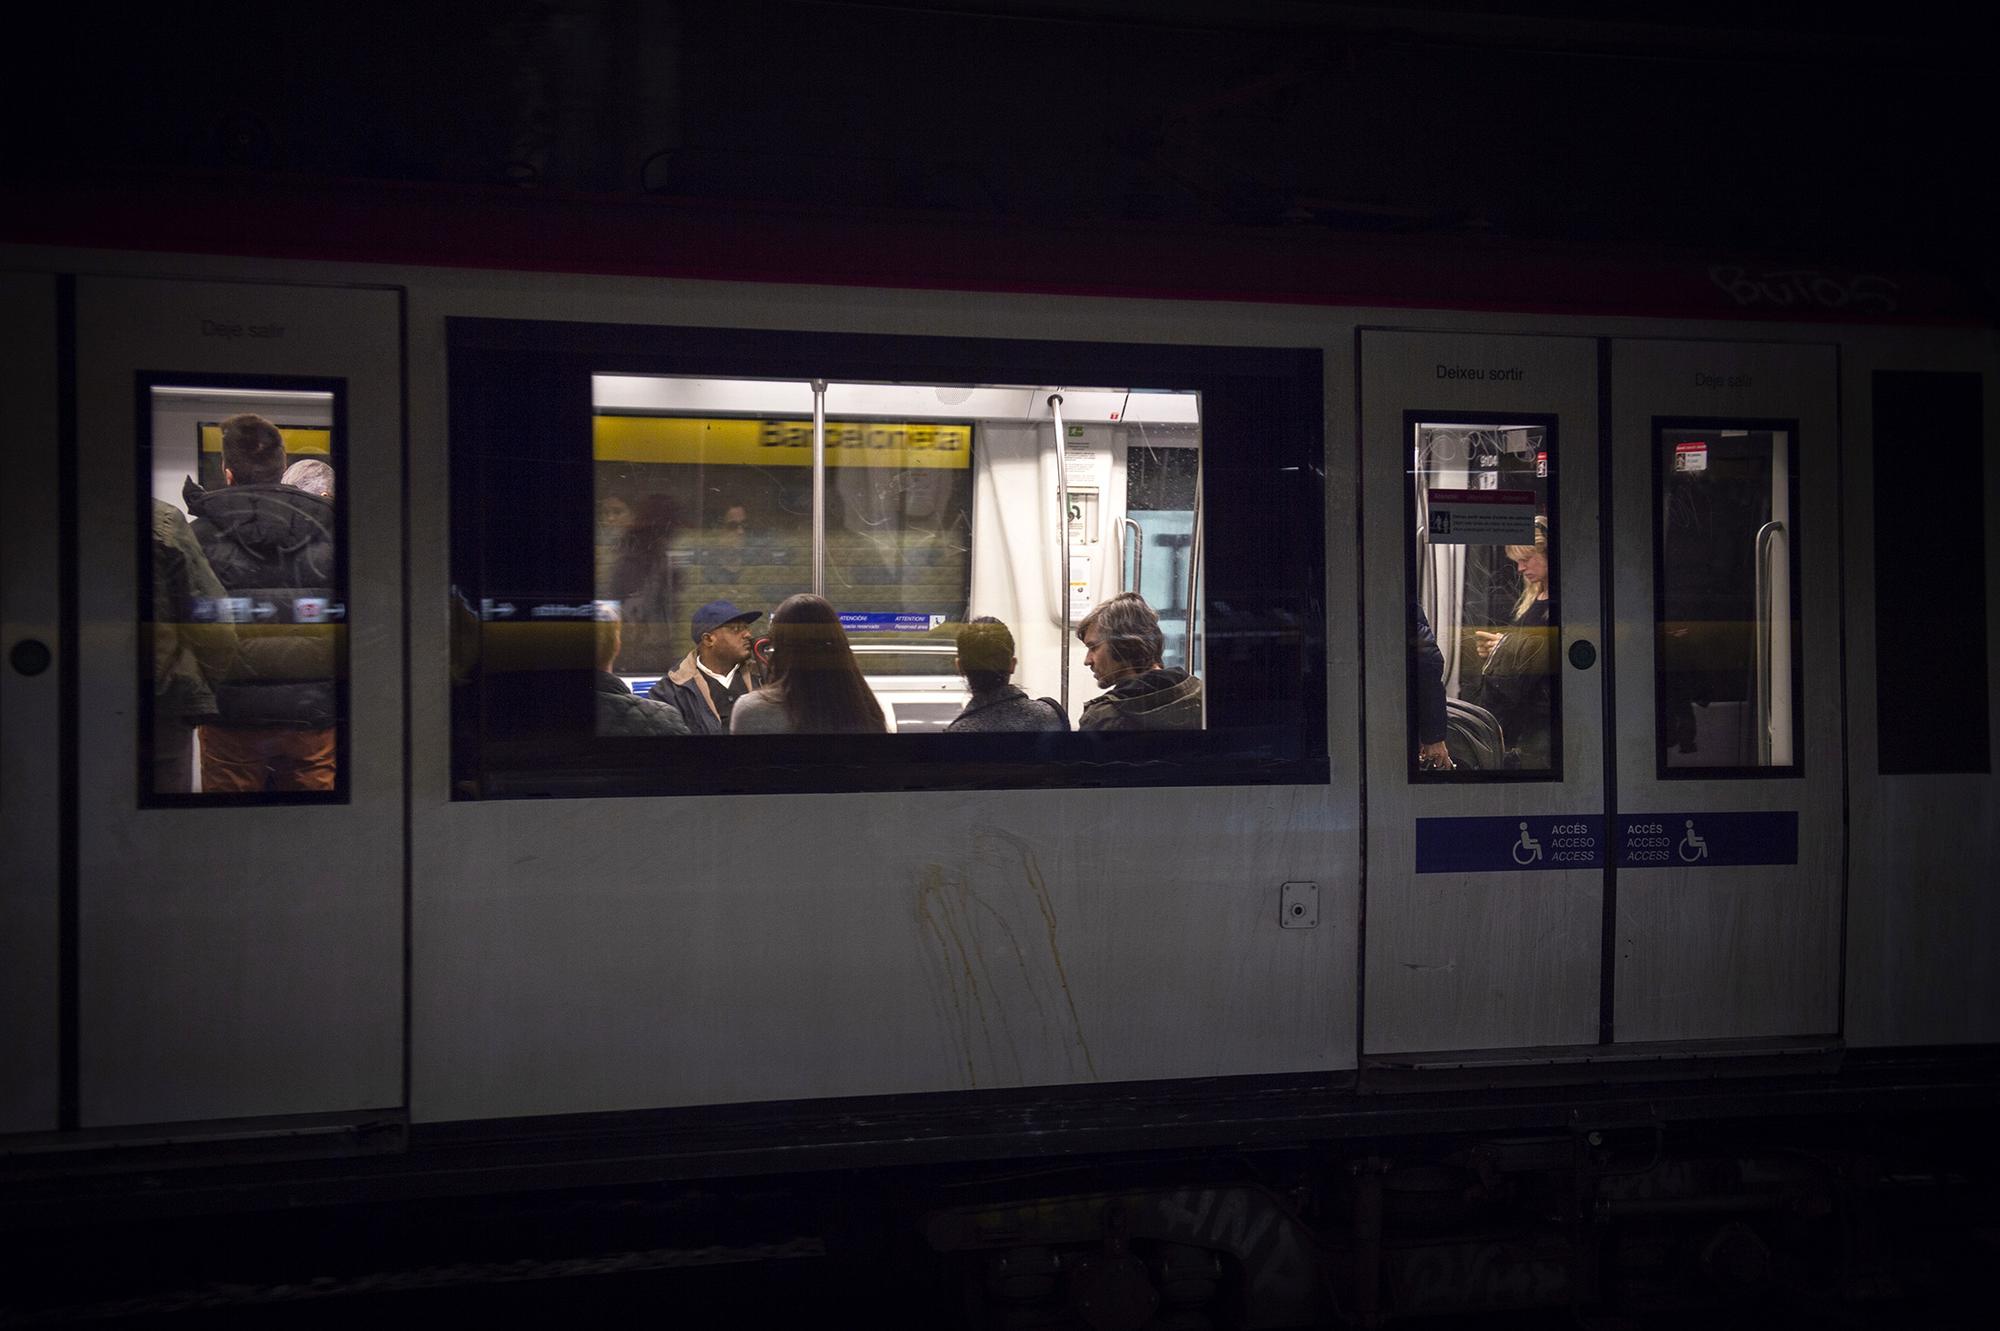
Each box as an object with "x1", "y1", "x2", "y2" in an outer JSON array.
[
  {"x1": 1616, "y1": 811, "x2": 1798, "y2": 868},
  {"x1": 839, "y1": 612, "x2": 948, "y2": 633},
  {"x1": 1415, "y1": 815, "x2": 1606, "y2": 873}
]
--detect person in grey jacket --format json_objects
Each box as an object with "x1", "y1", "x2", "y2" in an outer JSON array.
[
  {"x1": 594, "y1": 605, "x2": 688, "y2": 737},
  {"x1": 1076, "y1": 592, "x2": 1204, "y2": 732},
  {"x1": 945, "y1": 617, "x2": 1067, "y2": 733}
]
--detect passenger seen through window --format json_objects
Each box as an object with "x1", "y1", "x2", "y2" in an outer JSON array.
[
  {"x1": 1076, "y1": 592, "x2": 1204, "y2": 731},
  {"x1": 1409, "y1": 421, "x2": 1557, "y2": 776},
  {"x1": 731, "y1": 593, "x2": 890, "y2": 735},
  {"x1": 947, "y1": 617, "x2": 1068, "y2": 732},
  {"x1": 182, "y1": 413, "x2": 340, "y2": 793},
  {"x1": 1465, "y1": 517, "x2": 1554, "y2": 770}
]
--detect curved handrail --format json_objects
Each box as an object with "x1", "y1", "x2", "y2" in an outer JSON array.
[{"x1": 1754, "y1": 519, "x2": 1784, "y2": 765}]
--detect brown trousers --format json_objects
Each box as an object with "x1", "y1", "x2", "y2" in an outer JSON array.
[{"x1": 198, "y1": 725, "x2": 337, "y2": 793}]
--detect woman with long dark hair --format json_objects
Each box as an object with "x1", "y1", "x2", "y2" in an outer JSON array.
[{"x1": 730, "y1": 593, "x2": 889, "y2": 734}]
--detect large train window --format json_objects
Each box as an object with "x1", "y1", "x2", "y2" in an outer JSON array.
[
  {"x1": 1654, "y1": 421, "x2": 1803, "y2": 777},
  {"x1": 448, "y1": 319, "x2": 1324, "y2": 798},
  {"x1": 1407, "y1": 414, "x2": 1559, "y2": 779},
  {"x1": 139, "y1": 378, "x2": 348, "y2": 803}
]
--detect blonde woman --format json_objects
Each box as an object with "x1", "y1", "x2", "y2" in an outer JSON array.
[{"x1": 1471, "y1": 518, "x2": 1554, "y2": 769}]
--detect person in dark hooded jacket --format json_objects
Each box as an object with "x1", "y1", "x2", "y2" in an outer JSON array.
[
  {"x1": 184, "y1": 413, "x2": 339, "y2": 792},
  {"x1": 1075, "y1": 592, "x2": 1203, "y2": 732}
]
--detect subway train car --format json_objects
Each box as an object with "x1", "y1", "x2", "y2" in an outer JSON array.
[{"x1": 2, "y1": 179, "x2": 1997, "y2": 1321}]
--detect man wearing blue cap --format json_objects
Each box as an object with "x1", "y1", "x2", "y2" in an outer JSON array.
[{"x1": 647, "y1": 599, "x2": 764, "y2": 735}]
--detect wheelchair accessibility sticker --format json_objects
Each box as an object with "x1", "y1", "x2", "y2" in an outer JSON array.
[
  {"x1": 1616, "y1": 812, "x2": 1798, "y2": 868},
  {"x1": 1415, "y1": 815, "x2": 1606, "y2": 873}
]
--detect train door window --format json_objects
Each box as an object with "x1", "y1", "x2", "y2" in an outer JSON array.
[
  {"x1": 451, "y1": 318, "x2": 1322, "y2": 796},
  {"x1": 1408, "y1": 417, "x2": 1559, "y2": 779},
  {"x1": 1654, "y1": 422, "x2": 1802, "y2": 776},
  {"x1": 139, "y1": 379, "x2": 347, "y2": 802}
]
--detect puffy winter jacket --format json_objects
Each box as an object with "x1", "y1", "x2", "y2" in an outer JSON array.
[
  {"x1": 185, "y1": 478, "x2": 339, "y2": 729},
  {"x1": 594, "y1": 672, "x2": 691, "y2": 737},
  {"x1": 1078, "y1": 667, "x2": 1204, "y2": 732}
]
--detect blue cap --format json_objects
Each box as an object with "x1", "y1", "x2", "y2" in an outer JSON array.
[{"x1": 691, "y1": 599, "x2": 760, "y2": 642}]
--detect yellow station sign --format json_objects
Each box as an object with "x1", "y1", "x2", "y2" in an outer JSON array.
[{"x1": 594, "y1": 416, "x2": 971, "y2": 469}]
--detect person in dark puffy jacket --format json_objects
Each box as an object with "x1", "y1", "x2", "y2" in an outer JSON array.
[
  {"x1": 184, "y1": 413, "x2": 339, "y2": 792},
  {"x1": 945, "y1": 617, "x2": 1067, "y2": 733},
  {"x1": 593, "y1": 605, "x2": 689, "y2": 737},
  {"x1": 1409, "y1": 601, "x2": 1453, "y2": 771},
  {"x1": 1075, "y1": 592, "x2": 1203, "y2": 732}
]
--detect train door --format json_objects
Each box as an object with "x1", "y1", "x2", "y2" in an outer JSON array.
[
  {"x1": 69, "y1": 277, "x2": 404, "y2": 1126},
  {"x1": 0, "y1": 273, "x2": 60, "y2": 1132},
  {"x1": 1608, "y1": 341, "x2": 1841, "y2": 1042},
  {"x1": 1360, "y1": 331, "x2": 1606, "y2": 1054}
]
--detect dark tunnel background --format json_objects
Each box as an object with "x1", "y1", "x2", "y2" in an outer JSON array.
[{"x1": 6, "y1": 0, "x2": 1993, "y2": 304}]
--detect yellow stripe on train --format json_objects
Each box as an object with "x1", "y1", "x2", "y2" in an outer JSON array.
[
  {"x1": 593, "y1": 416, "x2": 972, "y2": 469},
  {"x1": 198, "y1": 423, "x2": 333, "y2": 455}
]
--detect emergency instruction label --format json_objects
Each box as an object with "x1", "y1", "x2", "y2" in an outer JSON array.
[
  {"x1": 1424, "y1": 488, "x2": 1538, "y2": 544},
  {"x1": 840, "y1": 612, "x2": 949, "y2": 633},
  {"x1": 1616, "y1": 811, "x2": 1797, "y2": 868},
  {"x1": 1415, "y1": 815, "x2": 1606, "y2": 873}
]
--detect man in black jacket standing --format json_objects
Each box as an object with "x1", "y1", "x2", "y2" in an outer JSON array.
[{"x1": 185, "y1": 413, "x2": 339, "y2": 792}]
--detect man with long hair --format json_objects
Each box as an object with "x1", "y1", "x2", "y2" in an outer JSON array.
[{"x1": 1075, "y1": 592, "x2": 1203, "y2": 731}]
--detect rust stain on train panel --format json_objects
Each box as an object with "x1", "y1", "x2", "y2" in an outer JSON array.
[
  {"x1": 915, "y1": 833, "x2": 1098, "y2": 1088},
  {"x1": 997, "y1": 830, "x2": 1098, "y2": 1081}
]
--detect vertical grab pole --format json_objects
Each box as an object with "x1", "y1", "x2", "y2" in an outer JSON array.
[
  {"x1": 1754, "y1": 519, "x2": 1784, "y2": 765},
  {"x1": 1185, "y1": 438, "x2": 1204, "y2": 680},
  {"x1": 811, "y1": 379, "x2": 828, "y2": 598},
  {"x1": 1050, "y1": 393, "x2": 1070, "y2": 718}
]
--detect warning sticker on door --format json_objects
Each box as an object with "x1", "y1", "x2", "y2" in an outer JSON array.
[
  {"x1": 1673, "y1": 440, "x2": 1708, "y2": 472},
  {"x1": 1425, "y1": 488, "x2": 1538, "y2": 544}
]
